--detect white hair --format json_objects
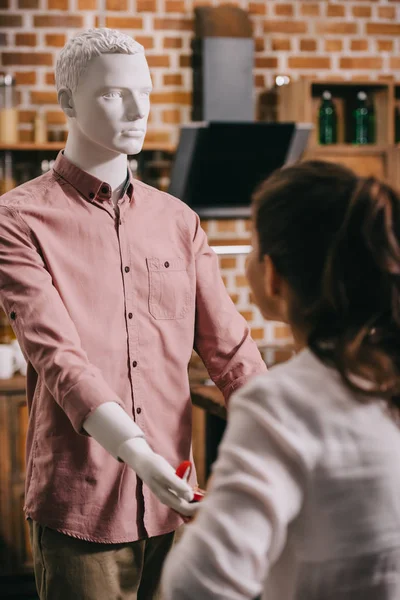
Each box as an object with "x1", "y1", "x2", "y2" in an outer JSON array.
[{"x1": 55, "y1": 28, "x2": 144, "y2": 93}]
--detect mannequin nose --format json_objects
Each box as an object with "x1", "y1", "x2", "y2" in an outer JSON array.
[{"x1": 126, "y1": 96, "x2": 144, "y2": 121}]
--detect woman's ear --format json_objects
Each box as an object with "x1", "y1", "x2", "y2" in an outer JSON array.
[
  {"x1": 58, "y1": 88, "x2": 76, "y2": 118},
  {"x1": 263, "y1": 255, "x2": 282, "y2": 299}
]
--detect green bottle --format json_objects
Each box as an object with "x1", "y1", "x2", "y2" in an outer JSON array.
[
  {"x1": 353, "y1": 91, "x2": 375, "y2": 144},
  {"x1": 319, "y1": 90, "x2": 337, "y2": 145}
]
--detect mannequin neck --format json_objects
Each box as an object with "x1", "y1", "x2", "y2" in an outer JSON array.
[{"x1": 64, "y1": 125, "x2": 129, "y2": 191}]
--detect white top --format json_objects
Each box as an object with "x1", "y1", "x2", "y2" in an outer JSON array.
[{"x1": 162, "y1": 348, "x2": 400, "y2": 599}]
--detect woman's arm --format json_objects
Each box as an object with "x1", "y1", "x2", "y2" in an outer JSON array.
[{"x1": 161, "y1": 376, "x2": 313, "y2": 599}]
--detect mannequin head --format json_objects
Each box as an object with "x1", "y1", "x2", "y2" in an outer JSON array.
[{"x1": 56, "y1": 28, "x2": 152, "y2": 156}]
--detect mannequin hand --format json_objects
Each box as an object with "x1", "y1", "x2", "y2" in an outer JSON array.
[{"x1": 118, "y1": 438, "x2": 199, "y2": 518}]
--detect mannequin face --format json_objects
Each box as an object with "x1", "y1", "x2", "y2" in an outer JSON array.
[{"x1": 61, "y1": 52, "x2": 152, "y2": 155}]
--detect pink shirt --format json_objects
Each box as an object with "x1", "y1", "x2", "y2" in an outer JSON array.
[{"x1": 0, "y1": 152, "x2": 266, "y2": 543}]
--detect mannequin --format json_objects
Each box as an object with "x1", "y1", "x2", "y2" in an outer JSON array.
[
  {"x1": 0, "y1": 27, "x2": 267, "y2": 599},
  {"x1": 56, "y1": 33, "x2": 195, "y2": 515}
]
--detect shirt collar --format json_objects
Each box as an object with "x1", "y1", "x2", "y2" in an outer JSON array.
[{"x1": 53, "y1": 151, "x2": 134, "y2": 203}]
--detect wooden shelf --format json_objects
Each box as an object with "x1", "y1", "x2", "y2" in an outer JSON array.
[
  {"x1": 0, "y1": 142, "x2": 176, "y2": 153},
  {"x1": 306, "y1": 143, "x2": 389, "y2": 154},
  {"x1": 277, "y1": 77, "x2": 394, "y2": 146}
]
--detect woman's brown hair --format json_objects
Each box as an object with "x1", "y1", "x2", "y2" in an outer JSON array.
[{"x1": 253, "y1": 160, "x2": 400, "y2": 410}]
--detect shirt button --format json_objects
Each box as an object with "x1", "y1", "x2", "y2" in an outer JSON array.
[
  {"x1": 132, "y1": 360, "x2": 138, "y2": 368},
  {"x1": 101, "y1": 186, "x2": 108, "y2": 194},
  {"x1": 164, "y1": 261, "x2": 170, "y2": 268},
  {"x1": 89, "y1": 192, "x2": 95, "y2": 199},
  {"x1": 125, "y1": 266, "x2": 130, "y2": 273},
  {"x1": 136, "y1": 407, "x2": 142, "y2": 414},
  {"x1": 10, "y1": 311, "x2": 16, "y2": 320},
  {"x1": 128, "y1": 312, "x2": 133, "y2": 319}
]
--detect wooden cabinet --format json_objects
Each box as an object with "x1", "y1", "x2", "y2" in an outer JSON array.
[
  {"x1": 303, "y1": 144, "x2": 397, "y2": 181},
  {"x1": 0, "y1": 377, "x2": 32, "y2": 575}
]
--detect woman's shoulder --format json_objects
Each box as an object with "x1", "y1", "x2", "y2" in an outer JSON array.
[{"x1": 230, "y1": 349, "x2": 348, "y2": 445}]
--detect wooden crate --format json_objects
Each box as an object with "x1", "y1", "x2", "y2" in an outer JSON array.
[{"x1": 277, "y1": 78, "x2": 394, "y2": 147}]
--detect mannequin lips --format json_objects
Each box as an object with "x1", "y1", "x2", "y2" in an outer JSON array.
[{"x1": 121, "y1": 129, "x2": 145, "y2": 138}]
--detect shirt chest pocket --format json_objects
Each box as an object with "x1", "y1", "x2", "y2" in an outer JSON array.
[{"x1": 146, "y1": 257, "x2": 192, "y2": 320}]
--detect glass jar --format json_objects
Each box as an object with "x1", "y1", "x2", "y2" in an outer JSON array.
[{"x1": 0, "y1": 74, "x2": 18, "y2": 144}]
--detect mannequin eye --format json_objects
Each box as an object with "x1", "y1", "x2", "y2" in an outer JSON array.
[
  {"x1": 139, "y1": 91, "x2": 151, "y2": 98},
  {"x1": 103, "y1": 91, "x2": 123, "y2": 99}
]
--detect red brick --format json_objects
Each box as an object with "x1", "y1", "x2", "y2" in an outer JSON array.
[
  {"x1": 255, "y1": 37, "x2": 264, "y2": 52},
  {"x1": 254, "y1": 73, "x2": 265, "y2": 87},
  {"x1": 288, "y1": 56, "x2": 331, "y2": 69},
  {"x1": 147, "y1": 55, "x2": 170, "y2": 68},
  {"x1": 31, "y1": 91, "x2": 58, "y2": 104},
  {"x1": 248, "y1": 2, "x2": 266, "y2": 15},
  {"x1": 106, "y1": 0, "x2": 127, "y2": 9},
  {"x1": 340, "y1": 57, "x2": 383, "y2": 69},
  {"x1": 77, "y1": 0, "x2": 96, "y2": 7},
  {"x1": 316, "y1": 21, "x2": 357, "y2": 34},
  {"x1": 163, "y1": 37, "x2": 183, "y2": 49},
  {"x1": 350, "y1": 39, "x2": 369, "y2": 51},
  {"x1": 103, "y1": 16, "x2": 143, "y2": 28},
  {"x1": 137, "y1": 0, "x2": 156, "y2": 10},
  {"x1": 15, "y1": 33, "x2": 36, "y2": 46},
  {"x1": 20, "y1": 130, "x2": 34, "y2": 143},
  {"x1": 166, "y1": 0, "x2": 185, "y2": 11},
  {"x1": 378, "y1": 6, "x2": 396, "y2": 19},
  {"x1": 1, "y1": 14, "x2": 23, "y2": 26},
  {"x1": 179, "y1": 55, "x2": 190, "y2": 68},
  {"x1": 151, "y1": 91, "x2": 191, "y2": 104},
  {"x1": 300, "y1": 38, "x2": 317, "y2": 52},
  {"x1": 143, "y1": 130, "x2": 171, "y2": 144},
  {"x1": 271, "y1": 38, "x2": 291, "y2": 51},
  {"x1": 18, "y1": 110, "x2": 35, "y2": 125},
  {"x1": 220, "y1": 257, "x2": 237, "y2": 269},
  {"x1": 300, "y1": 2, "x2": 320, "y2": 16},
  {"x1": 162, "y1": 108, "x2": 181, "y2": 124},
  {"x1": 325, "y1": 39, "x2": 343, "y2": 52},
  {"x1": 46, "y1": 110, "x2": 66, "y2": 124},
  {"x1": 2, "y1": 52, "x2": 53, "y2": 66},
  {"x1": 251, "y1": 328, "x2": 264, "y2": 340},
  {"x1": 18, "y1": 0, "x2": 38, "y2": 7},
  {"x1": 255, "y1": 57, "x2": 278, "y2": 68},
  {"x1": 274, "y1": 3, "x2": 293, "y2": 16},
  {"x1": 45, "y1": 34, "x2": 67, "y2": 47},
  {"x1": 34, "y1": 15, "x2": 83, "y2": 27},
  {"x1": 135, "y1": 36, "x2": 154, "y2": 49},
  {"x1": 366, "y1": 23, "x2": 400, "y2": 35},
  {"x1": 352, "y1": 5, "x2": 372, "y2": 17},
  {"x1": 14, "y1": 71, "x2": 36, "y2": 85},
  {"x1": 45, "y1": 72, "x2": 55, "y2": 85},
  {"x1": 264, "y1": 20, "x2": 307, "y2": 34},
  {"x1": 327, "y1": 4, "x2": 345, "y2": 17},
  {"x1": 47, "y1": 0, "x2": 68, "y2": 8},
  {"x1": 154, "y1": 18, "x2": 193, "y2": 30},
  {"x1": 163, "y1": 73, "x2": 183, "y2": 86},
  {"x1": 378, "y1": 39, "x2": 394, "y2": 52}
]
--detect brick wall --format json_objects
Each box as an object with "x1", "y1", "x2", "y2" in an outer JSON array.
[{"x1": 1, "y1": 0, "x2": 400, "y2": 346}]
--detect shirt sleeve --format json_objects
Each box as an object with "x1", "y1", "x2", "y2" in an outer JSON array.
[
  {"x1": 161, "y1": 376, "x2": 313, "y2": 600},
  {"x1": 185, "y1": 209, "x2": 267, "y2": 402},
  {"x1": 0, "y1": 206, "x2": 124, "y2": 434}
]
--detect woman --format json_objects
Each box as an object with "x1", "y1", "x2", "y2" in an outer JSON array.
[{"x1": 162, "y1": 161, "x2": 400, "y2": 599}]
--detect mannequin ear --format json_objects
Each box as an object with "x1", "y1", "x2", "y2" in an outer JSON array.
[{"x1": 58, "y1": 88, "x2": 76, "y2": 118}]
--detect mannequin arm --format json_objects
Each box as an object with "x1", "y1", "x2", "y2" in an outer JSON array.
[{"x1": 84, "y1": 403, "x2": 198, "y2": 517}]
